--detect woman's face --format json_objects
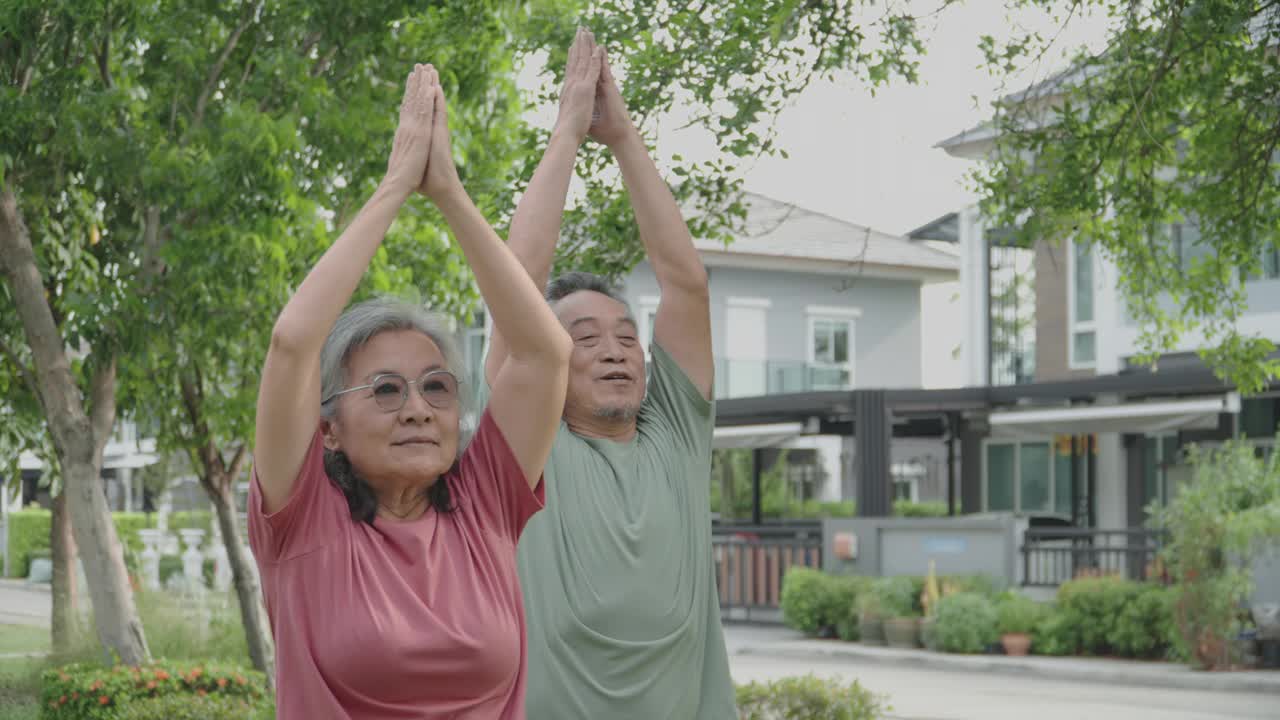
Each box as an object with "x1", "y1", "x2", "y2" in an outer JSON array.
[{"x1": 321, "y1": 330, "x2": 460, "y2": 491}]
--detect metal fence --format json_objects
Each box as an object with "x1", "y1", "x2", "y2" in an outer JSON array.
[
  {"x1": 712, "y1": 523, "x2": 823, "y2": 622},
  {"x1": 1020, "y1": 527, "x2": 1167, "y2": 587}
]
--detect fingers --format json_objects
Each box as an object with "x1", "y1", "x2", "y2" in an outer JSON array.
[
  {"x1": 586, "y1": 45, "x2": 603, "y2": 84},
  {"x1": 432, "y1": 84, "x2": 449, "y2": 133},
  {"x1": 568, "y1": 27, "x2": 582, "y2": 76},
  {"x1": 599, "y1": 49, "x2": 615, "y2": 85}
]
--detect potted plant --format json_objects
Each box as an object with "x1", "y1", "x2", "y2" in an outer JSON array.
[
  {"x1": 879, "y1": 577, "x2": 922, "y2": 649},
  {"x1": 996, "y1": 592, "x2": 1045, "y2": 656},
  {"x1": 857, "y1": 589, "x2": 886, "y2": 646}
]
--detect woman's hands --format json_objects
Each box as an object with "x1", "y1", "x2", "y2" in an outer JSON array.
[{"x1": 384, "y1": 64, "x2": 438, "y2": 198}]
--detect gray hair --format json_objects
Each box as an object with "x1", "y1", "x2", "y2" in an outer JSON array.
[
  {"x1": 318, "y1": 297, "x2": 470, "y2": 525},
  {"x1": 320, "y1": 297, "x2": 472, "y2": 423},
  {"x1": 545, "y1": 271, "x2": 631, "y2": 310}
]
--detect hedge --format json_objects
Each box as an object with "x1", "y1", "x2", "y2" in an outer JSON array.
[
  {"x1": 112, "y1": 693, "x2": 274, "y2": 720},
  {"x1": 934, "y1": 592, "x2": 999, "y2": 653},
  {"x1": 780, "y1": 568, "x2": 871, "y2": 637},
  {"x1": 736, "y1": 675, "x2": 887, "y2": 720},
  {"x1": 1033, "y1": 576, "x2": 1176, "y2": 659},
  {"x1": 6, "y1": 510, "x2": 215, "y2": 578},
  {"x1": 40, "y1": 661, "x2": 269, "y2": 720}
]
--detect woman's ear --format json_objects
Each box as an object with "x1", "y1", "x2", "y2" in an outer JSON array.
[{"x1": 320, "y1": 416, "x2": 342, "y2": 452}]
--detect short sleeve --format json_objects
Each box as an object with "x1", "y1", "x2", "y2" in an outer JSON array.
[
  {"x1": 640, "y1": 342, "x2": 715, "y2": 455},
  {"x1": 248, "y1": 430, "x2": 348, "y2": 563},
  {"x1": 449, "y1": 409, "x2": 545, "y2": 542}
]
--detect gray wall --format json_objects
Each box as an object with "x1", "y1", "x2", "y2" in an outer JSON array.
[
  {"x1": 622, "y1": 261, "x2": 924, "y2": 389},
  {"x1": 822, "y1": 515, "x2": 1022, "y2": 586}
]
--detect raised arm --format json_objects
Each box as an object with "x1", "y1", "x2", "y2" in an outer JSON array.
[
  {"x1": 423, "y1": 81, "x2": 571, "y2": 488},
  {"x1": 591, "y1": 52, "x2": 713, "y2": 399},
  {"x1": 484, "y1": 29, "x2": 602, "y2": 388},
  {"x1": 254, "y1": 65, "x2": 437, "y2": 513}
]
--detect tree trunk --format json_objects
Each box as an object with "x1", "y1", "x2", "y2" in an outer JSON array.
[
  {"x1": 208, "y1": 474, "x2": 275, "y2": 687},
  {"x1": 50, "y1": 491, "x2": 80, "y2": 655},
  {"x1": 0, "y1": 185, "x2": 150, "y2": 665}
]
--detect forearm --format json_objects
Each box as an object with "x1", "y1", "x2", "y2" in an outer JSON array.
[
  {"x1": 436, "y1": 187, "x2": 570, "y2": 364},
  {"x1": 612, "y1": 132, "x2": 707, "y2": 292},
  {"x1": 508, "y1": 127, "x2": 581, "y2": 287},
  {"x1": 271, "y1": 181, "x2": 409, "y2": 352}
]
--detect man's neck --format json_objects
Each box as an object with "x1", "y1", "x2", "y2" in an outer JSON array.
[{"x1": 565, "y1": 412, "x2": 637, "y2": 442}]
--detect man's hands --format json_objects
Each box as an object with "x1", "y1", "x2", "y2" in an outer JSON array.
[
  {"x1": 588, "y1": 49, "x2": 637, "y2": 148},
  {"x1": 555, "y1": 28, "x2": 604, "y2": 144},
  {"x1": 384, "y1": 64, "x2": 437, "y2": 197}
]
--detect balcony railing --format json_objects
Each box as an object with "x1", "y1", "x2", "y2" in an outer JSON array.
[
  {"x1": 714, "y1": 358, "x2": 851, "y2": 399},
  {"x1": 713, "y1": 522, "x2": 824, "y2": 622},
  {"x1": 1020, "y1": 527, "x2": 1167, "y2": 587}
]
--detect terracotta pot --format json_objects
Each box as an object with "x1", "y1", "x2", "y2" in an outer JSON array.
[
  {"x1": 1001, "y1": 632, "x2": 1032, "y2": 656},
  {"x1": 859, "y1": 612, "x2": 886, "y2": 646},
  {"x1": 884, "y1": 617, "x2": 922, "y2": 649}
]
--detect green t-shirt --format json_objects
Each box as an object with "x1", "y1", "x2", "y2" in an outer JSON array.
[{"x1": 516, "y1": 343, "x2": 736, "y2": 719}]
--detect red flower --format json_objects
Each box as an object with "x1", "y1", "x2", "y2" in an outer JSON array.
[
  {"x1": 197, "y1": 689, "x2": 208, "y2": 697},
  {"x1": 235, "y1": 675, "x2": 247, "y2": 685},
  {"x1": 217, "y1": 678, "x2": 228, "y2": 688},
  {"x1": 155, "y1": 670, "x2": 170, "y2": 681},
  {"x1": 72, "y1": 692, "x2": 79, "y2": 700},
  {"x1": 146, "y1": 680, "x2": 157, "y2": 690},
  {"x1": 99, "y1": 695, "x2": 110, "y2": 705},
  {"x1": 89, "y1": 679, "x2": 104, "y2": 691},
  {"x1": 58, "y1": 695, "x2": 66, "y2": 704}
]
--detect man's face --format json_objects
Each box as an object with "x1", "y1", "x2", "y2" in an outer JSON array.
[{"x1": 553, "y1": 290, "x2": 647, "y2": 425}]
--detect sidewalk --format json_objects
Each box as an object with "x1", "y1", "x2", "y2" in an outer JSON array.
[
  {"x1": 0, "y1": 578, "x2": 50, "y2": 628},
  {"x1": 731, "y1": 631, "x2": 1280, "y2": 695}
]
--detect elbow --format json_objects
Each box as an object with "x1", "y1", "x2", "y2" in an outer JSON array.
[
  {"x1": 548, "y1": 327, "x2": 574, "y2": 368},
  {"x1": 268, "y1": 318, "x2": 312, "y2": 358}
]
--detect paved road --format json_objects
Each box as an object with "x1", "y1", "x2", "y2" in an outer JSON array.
[
  {"x1": 723, "y1": 624, "x2": 1275, "y2": 720},
  {"x1": 0, "y1": 581, "x2": 48, "y2": 628}
]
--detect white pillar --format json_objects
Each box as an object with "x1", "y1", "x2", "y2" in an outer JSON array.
[{"x1": 119, "y1": 467, "x2": 133, "y2": 513}]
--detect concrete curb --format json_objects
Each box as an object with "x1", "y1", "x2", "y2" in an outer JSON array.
[{"x1": 734, "y1": 640, "x2": 1280, "y2": 695}]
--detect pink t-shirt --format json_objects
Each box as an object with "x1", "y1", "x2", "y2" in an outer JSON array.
[{"x1": 248, "y1": 410, "x2": 544, "y2": 719}]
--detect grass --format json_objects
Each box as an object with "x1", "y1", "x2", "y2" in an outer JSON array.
[
  {"x1": 0, "y1": 590, "x2": 257, "y2": 719},
  {"x1": 0, "y1": 626, "x2": 49, "y2": 656}
]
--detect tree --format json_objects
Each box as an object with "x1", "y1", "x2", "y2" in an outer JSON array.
[
  {"x1": 974, "y1": 0, "x2": 1280, "y2": 393},
  {"x1": 4, "y1": 0, "x2": 937, "y2": 669}
]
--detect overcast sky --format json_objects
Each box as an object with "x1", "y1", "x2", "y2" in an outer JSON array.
[{"x1": 518, "y1": 0, "x2": 1113, "y2": 236}]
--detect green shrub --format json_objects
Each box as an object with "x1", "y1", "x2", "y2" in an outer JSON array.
[
  {"x1": 790, "y1": 500, "x2": 857, "y2": 518},
  {"x1": 995, "y1": 593, "x2": 1049, "y2": 635},
  {"x1": 871, "y1": 577, "x2": 918, "y2": 619},
  {"x1": 112, "y1": 693, "x2": 274, "y2": 720},
  {"x1": 1053, "y1": 576, "x2": 1174, "y2": 658},
  {"x1": 892, "y1": 500, "x2": 948, "y2": 517},
  {"x1": 780, "y1": 568, "x2": 871, "y2": 636},
  {"x1": 1031, "y1": 608, "x2": 1077, "y2": 656},
  {"x1": 736, "y1": 674, "x2": 887, "y2": 720},
  {"x1": 942, "y1": 574, "x2": 1003, "y2": 599},
  {"x1": 934, "y1": 592, "x2": 999, "y2": 654},
  {"x1": 7, "y1": 510, "x2": 52, "y2": 579},
  {"x1": 39, "y1": 661, "x2": 268, "y2": 720}
]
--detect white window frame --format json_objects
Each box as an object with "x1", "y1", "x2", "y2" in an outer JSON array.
[
  {"x1": 1067, "y1": 238, "x2": 1097, "y2": 370},
  {"x1": 980, "y1": 437, "x2": 1063, "y2": 514},
  {"x1": 805, "y1": 305, "x2": 861, "y2": 390},
  {"x1": 637, "y1": 295, "x2": 660, "y2": 350}
]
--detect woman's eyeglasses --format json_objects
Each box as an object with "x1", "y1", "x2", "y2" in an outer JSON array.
[{"x1": 322, "y1": 370, "x2": 459, "y2": 412}]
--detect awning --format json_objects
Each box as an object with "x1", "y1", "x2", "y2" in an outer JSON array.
[
  {"x1": 988, "y1": 393, "x2": 1240, "y2": 438},
  {"x1": 712, "y1": 422, "x2": 803, "y2": 449}
]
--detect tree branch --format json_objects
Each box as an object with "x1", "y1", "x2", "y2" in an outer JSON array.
[
  {"x1": 88, "y1": 354, "x2": 117, "y2": 458},
  {"x1": 226, "y1": 443, "x2": 248, "y2": 485},
  {"x1": 192, "y1": 1, "x2": 261, "y2": 133}
]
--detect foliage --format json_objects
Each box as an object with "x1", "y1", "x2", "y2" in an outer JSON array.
[
  {"x1": 7, "y1": 510, "x2": 214, "y2": 578},
  {"x1": 779, "y1": 568, "x2": 868, "y2": 636},
  {"x1": 1049, "y1": 576, "x2": 1176, "y2": 658},
  {"x1": 111, "y1": 693, "x2": 274, "y2": 720},
  {"x1": 871, "y1": 576, "x2": 919, "y2": 619},
  {"x1": 934, "y1": 592, "x2": 999, "y2": 654},
  {"x1": 6, "y1": 509, "x2": 52, "y2": 578},
  {"x1": 1031, "y1": 609, "x2": 1077, "y2": 656},
  {"x1": 1152, "y1": 439, "x2": 1280, "y2": 668},
  {"x1": 892, "y1": 500, "x2": 949, "y2": 517},
  {"x1": 995, "y1": 592, "x2": 1049, "y2": 635},
  {"x1": 39, "y1": 661, "x2": 268, "y2": 720},
  {"x1": 735, "y1": 674, "x2": 887, "y2": 720},
  {"x1": 976, "y1": 0, "x2": 1280, "y2": 392}
]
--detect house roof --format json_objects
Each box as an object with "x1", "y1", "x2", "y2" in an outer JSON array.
[
  {"x1": 695, "y1": 193, "x2": 959, "y2": 278},
  {"x1": 937, "y1": 6, "x2": 1280, "y2": 157}
]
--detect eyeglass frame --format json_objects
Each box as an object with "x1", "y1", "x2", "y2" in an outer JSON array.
[{"x1": 321, "y1": 369, "x2": 461, "y2": 413}]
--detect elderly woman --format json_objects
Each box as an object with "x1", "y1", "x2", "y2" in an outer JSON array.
[{"x1": 248, "y1": 64, "x2": 571, "y2": 719}]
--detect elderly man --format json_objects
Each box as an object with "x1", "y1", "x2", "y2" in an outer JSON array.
[{"x1": 483, "y1": 29, "x2": 735, "y2": 720}]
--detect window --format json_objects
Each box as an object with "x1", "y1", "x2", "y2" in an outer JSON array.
[
  {"x1": 1068, "y1": 239, "x2": 1096, "y2": 368},
  {"x1": 984, "y1": 437, "x2": 1077, "y2": 515},
  {"x1": 636, "y1": 296, "x2": 660, "y2": 351},
  {"x1": 806, "y1": 306, "x2": 860, "y2": 390},
  {"x1": 724, "y1": 297, "x2": 770, "y2": 398}
]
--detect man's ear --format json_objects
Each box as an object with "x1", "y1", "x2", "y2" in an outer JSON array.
[{"x1": 320, "y1": 416, "x2": 341, "y2": 452}]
